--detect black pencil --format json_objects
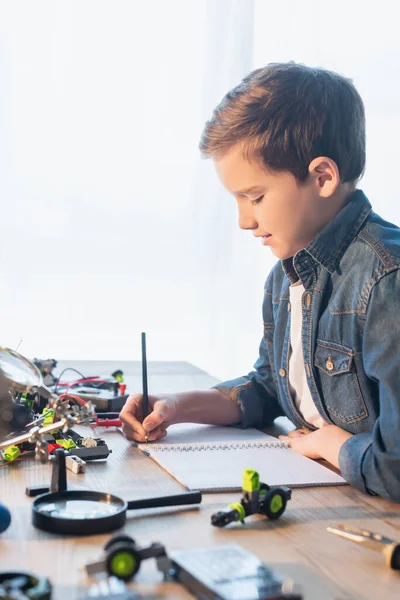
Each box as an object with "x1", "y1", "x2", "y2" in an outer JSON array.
[{"x1": 141, "y1": 332, "x2": 149, "y2": 442}]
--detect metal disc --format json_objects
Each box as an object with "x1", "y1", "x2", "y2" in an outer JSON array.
[{"x1": 32, "y1": 490, "x2": 128, "y2": 535}]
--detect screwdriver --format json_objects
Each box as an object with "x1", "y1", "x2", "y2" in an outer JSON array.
[{"x1": 327, "y1": 524, "x2": 400, "y2": 569}]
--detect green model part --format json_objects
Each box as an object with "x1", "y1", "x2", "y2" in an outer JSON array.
[
  {"x1": 3, "y1": 445, "x2": 21, "y2": 462},
  {"x1": 211, "y1": 468, "x2": 292, "y2": 528}
]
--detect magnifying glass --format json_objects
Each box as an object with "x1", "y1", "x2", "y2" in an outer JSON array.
[
  {"x1": 0, "y1": 347, "x2": 43, "y2": 395},
  {"x1": 0, "y1": 346, "x2": 46, "y2": 439},
  {"x1": 30, "y1": 449, "x2": 202, "y2": 535}
]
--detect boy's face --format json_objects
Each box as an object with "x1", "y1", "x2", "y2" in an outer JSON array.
[{"x1": 214, "y1": 144, "x2": 335, "y2": 260}]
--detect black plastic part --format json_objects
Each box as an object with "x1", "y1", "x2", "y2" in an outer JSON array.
[
  {"x1": 111, "y1": 370, "x2": 123, "y2": 379},
  {"x1": 26, "y1": 447, "x2": 67, "y2": 497},
  {"x1": 259, "y1": 482, "x2": 271, "y2": 494},
  {"x1": 26, "y1": 485, "x2": 50, "y2": 497},
  {"x1": 68, "y1": 445, "x2": 111, "y2": 460},
  {"x1": 106, "y1": 544, "x2": 141, "y2": 580},
  {"x1": 105, "y1": 534, "x2": 136, "y2": 552},
  {"x1": 32, "y1": 490, "x2": 128, "y2": 535},
  {"x1": 66, "y1": 428, "x2": 83, "y2": 443},
  {"x1": 0, "y1": 571, "x2": 52, "y2": 600},
  {"x1": 67, "y1": 387, "x2": 128, "y2": 412},
  {"x1": 94, "y1": 393, "x2": 129, "y2": 412},
  {"x1": 50, "y1": 448, "x2": 67, "y2": 493},
  {"x1": 211, "y1": 509, "x2": 239, "y2": 528},
  {"x1": 126, "y1": 490, "x2": 201, "y2": 511}
]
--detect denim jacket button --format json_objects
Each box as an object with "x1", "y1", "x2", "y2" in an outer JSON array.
[
  {"x1": 326, "y1": 356, "x2": 334, "y2": 372},
  {"x1": 287, "y1": 302, "x2": 291, "y2": 312},
  {"x1": 305, "y1": 293, "x2": 311, "y2": 308},
  {"x1": 279, "y1": 368, "x2": 286, "y2": 377}
]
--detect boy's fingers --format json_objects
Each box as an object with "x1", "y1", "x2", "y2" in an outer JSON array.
[
  {"x1": 121, "y1": 423, "x2": 136, "y2": 441},
  {"x1": 287, "y1": 430, "x2": 304, "y2": 438},
  {"x1": 122, "y1": 423, "x2": 167, "y2": 443},
  {"x1": 278, "y1": 434, "x2": 291, "y2": 446},
  {"x1": 142, "y1": 402, "x2": 170, "y2": 432},
  {"x1": 119, "y1": 395, "x2": 172, "y2": 441},
  {"x1": 120, "y1": 394, "x2": 142, "y2": 419},
  {"x1": 119, "y1": 411, "x2": 147, "y2": 438},
  {"x1": 287, "y1": 428, "x2": 312, "y2": 438},
  {"x1": 148, "y1": 427, "x2": 168, "y2": 441}
]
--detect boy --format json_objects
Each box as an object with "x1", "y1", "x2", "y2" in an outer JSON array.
[{"x1": 120, "y1": 62, "x2": 400, "y2": 502}]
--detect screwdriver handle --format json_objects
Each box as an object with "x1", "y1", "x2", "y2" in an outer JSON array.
[{"x1": 388, "y1": 543, "x2": 400, "y2": 569}]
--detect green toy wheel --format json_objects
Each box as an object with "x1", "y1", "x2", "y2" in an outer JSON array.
[
  {"x1": 104, "y1": 534, "x2": 136, "y2": 552},
  {"x1": 105, "y1": 542, "x2": 141, "y2": 581},
  {"x1": 262, "y1": 488, "x2": 287, "y2": 520}
]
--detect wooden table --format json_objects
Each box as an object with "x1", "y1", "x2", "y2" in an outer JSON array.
[{"x1": 1, "y1": 360, "x2": 400, "y2": 599}]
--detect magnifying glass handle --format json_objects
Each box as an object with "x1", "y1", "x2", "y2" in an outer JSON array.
[{"x1": 127, "y1": 490, "x2": 201, "y2": 511}]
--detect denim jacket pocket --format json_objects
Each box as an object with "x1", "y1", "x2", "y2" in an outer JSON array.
[{"x1": 314, "y1": 340, "x2": 368, "y2": 424}]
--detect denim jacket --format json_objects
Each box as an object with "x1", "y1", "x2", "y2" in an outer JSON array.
[{"x1": 215, "y1": 190, "x2": 400, "y2": 502}]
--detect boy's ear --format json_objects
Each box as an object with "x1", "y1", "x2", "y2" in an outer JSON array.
[{"x1": 308, "y1": 157, "x2": 340, "y2": 197}]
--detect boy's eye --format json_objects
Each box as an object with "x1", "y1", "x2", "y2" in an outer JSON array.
[{"x1": 250, "y1": 195, "x2": 264, "y2": 205}]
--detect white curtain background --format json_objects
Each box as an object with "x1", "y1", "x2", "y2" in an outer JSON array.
[{"x1": 0, "y1": 1, "x2": 399, "y2": 382}]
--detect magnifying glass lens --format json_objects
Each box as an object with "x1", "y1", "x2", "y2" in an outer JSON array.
[
  {"x1": 36, "y1": 498, "x2": 121, "y2": 520},
  {"x1": 32, "y1": 491, "x2": 128, "y2": 535},
  {"x1": 0, "y1": 348, "x2": 41, "y2": 388}
]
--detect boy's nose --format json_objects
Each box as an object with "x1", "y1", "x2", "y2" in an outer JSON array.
[{"x1": 238, "y1": 213, "x2": 257, "y2": 230}]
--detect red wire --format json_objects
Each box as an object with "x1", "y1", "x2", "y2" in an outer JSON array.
[
  {"x1": 58, "y1": 393, "x2": 91, "y2": 408},
  {"x1": 57, "y1": 376, "x2": 110, "y2": 388},
  {"x1": 90, "y1": 413, "x2": 122, "y2": 429}
]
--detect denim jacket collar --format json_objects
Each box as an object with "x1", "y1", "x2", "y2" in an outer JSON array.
[{"x1": 283, "y1": 189, "x2": 372, "y2": 283}]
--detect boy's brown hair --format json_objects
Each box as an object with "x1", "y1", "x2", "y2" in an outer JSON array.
[{"x1": 200, "y1": 62, "x2": 365, "y2": 183}]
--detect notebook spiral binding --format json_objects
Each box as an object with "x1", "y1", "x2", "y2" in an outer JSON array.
[{"x1": 149, "y1": 440, "x2": 289, "y2": 451}]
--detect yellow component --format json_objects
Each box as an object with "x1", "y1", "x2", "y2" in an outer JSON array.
[
  {"x1": 110, "y1": 551, "x2": 137, "y2": 578},
  {"x1": 55, "y1": 439, "x2": 68, "y2": 449},
  {"x1": 55, "y1": 438, "x2": 76, "y2": 449},
  {"x1": 242, "y1": 468, "x2": 260, "y2": 493},
  {"x1": 42, "y1": 409, "x2": 54, "y2": 427},
  {"x1": 228, "y1": 502, "x2": 246, "y2": 522},
  {"x1": 4, "y1": 445, "x2": 21, "y2": 462}
]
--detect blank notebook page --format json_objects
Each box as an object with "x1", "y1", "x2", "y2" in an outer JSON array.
[{"x1": 140, "y1": 424, "x2": 346, "y2": 492}]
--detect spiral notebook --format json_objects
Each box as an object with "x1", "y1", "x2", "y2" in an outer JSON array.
[{"x1": 139, "y1": 424, "x2": 346, "y2": 492}]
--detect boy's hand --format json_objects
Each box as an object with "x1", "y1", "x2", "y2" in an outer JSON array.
[
  {"x1": 119, "y1": 393, "x2": 178, "y2": 443},
  {"x1": 279, "y1": 425, "x2": 353, "y2": 468}
]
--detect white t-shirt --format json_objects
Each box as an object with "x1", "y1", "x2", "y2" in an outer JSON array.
[{"x1": 288, "y1": 283, "x2": 327, "y2": 429}]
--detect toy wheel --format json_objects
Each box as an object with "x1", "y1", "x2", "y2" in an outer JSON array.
[
  {"x1": 104, "y1": 534, "x2": 135, "y2": 552},
  {"x1": 0, "y1": 572, "x2": 52, "y2": 600},
  {"x1": 106, "y1": 542, "x2": 141, "y2": 581},
  {"x1": 262, "y1": 489, "x2": 287, "y2": 520}
]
